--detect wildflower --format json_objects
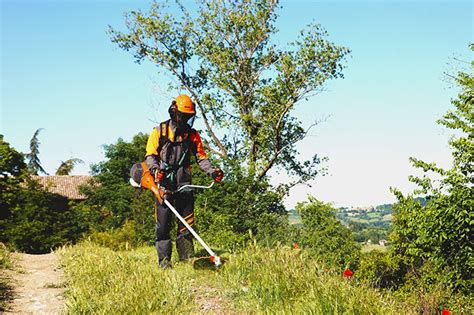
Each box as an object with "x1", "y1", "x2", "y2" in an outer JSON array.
[
  {"x1": 441, "y1": 309, "x2": 450, "y2": 315},
  {"x1": 343, "y1": 268, "x2": 353, "y2": 279},
  {"x1": 292, "y1": 242, "x2": 299, "y2": 250}
]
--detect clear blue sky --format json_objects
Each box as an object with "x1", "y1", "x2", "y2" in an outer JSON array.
[{"x1": 1, "y1": 0, "x2": 472, "y2": 207}]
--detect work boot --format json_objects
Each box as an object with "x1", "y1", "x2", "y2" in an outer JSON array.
[
  {"x1": 159, "y1": 257, "x2": 172, "y2": 269},
  {"x1": 176, "y1": 233, "x2": 194, "y2": 261},
  {"x1": 156, "y1": 239, "x2": 172, "y2": 267}
]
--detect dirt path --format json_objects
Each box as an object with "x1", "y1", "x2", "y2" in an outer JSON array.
[
  {"x1": 189, "y1": 266, "x2": 231, "y2": 314},
  {"x1": 193, "y1": 283, "x2": 226, "y2": 313},
  {"x1": 5, "y1": 252, "x2": 65, "y2": 315}
]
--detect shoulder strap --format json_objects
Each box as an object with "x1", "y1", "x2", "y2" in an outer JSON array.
[
  {"x1": 189, "y1": 129, "x2": 197, "y2": 153},
  {"x1": 158, "y1": 120, "x2": 170, "y2": 154}
]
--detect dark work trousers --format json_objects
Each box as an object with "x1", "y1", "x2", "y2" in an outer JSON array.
[{"x1": 155, "y1": 191, "x2": 195, "y2": 265}]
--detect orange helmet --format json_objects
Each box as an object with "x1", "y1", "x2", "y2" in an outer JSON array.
[{"x1": 175, "y1": 94, "x2": 195, "y2": 114}]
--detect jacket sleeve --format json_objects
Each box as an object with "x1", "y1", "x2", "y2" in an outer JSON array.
[
  {"x1": 191, "y1": 131, "x2": 214, "y2": 175},
  {"x1": 145, "y1": 127, "x2": 160, "y2": 171}
]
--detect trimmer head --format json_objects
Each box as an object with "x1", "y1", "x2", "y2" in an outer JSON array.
[
  {"x1": 192, "y1": 256, "x2": 224, "y2": 269},
  {"x1": 210, "y1": 255, "x2": 222, "y2": 267}
]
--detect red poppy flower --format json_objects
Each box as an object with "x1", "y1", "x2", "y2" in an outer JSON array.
[
  {"x1": 343, "y1": 268, "x2": 353, "y2": 279},
  {"x1": 293, "y1": 243, "x2": 299, "y2": 250},
  {"x1": 441, "y1": 309, "x2": 450, "y2": 315}
]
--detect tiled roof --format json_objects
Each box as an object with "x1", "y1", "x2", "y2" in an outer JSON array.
[{"x1": 31, "y1": 175, "x2": 93, "y2": 200}]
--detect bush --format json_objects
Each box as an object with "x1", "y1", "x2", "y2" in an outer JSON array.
[
  {"x1": 192, "y1": 163, "x2": 288, "y2": 248},
  {"x1": 87, "y1": 220, "x2": 144, "y2": 251},
  {"x1": 356, "y1": 250, "x2": 403, "y2": 289},
  {"x1": 392, "y1": 263, "x2": 473, "y2": 314},
  {"x1": 296, "y1": 197, "x2": 360, "y2": 268},
  {"x1": 389, "y1": 52, "x2": 473, "y2": 294},
  {"x1": 254, "y1": 212, "x2": 300, "y2": 247},
  {"x1": 0, "y1": 243, "x2": 13, "y2": 312},
  {"x1": 194, "y1": 204, "x2": 247, "y2": 250},
  {"x1": 4, "y1": 178, "x2": 86, "y2": 253}
]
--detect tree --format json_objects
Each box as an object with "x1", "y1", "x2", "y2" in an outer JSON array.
[
  {"x1": 1, "y1": 135, "x2": 85, "y2": 252},
  {"x1": 6, "y1": 177, "x2": 87, "y2": 253},
  {"x1": 77, "y1": 134, "x2": 155, "y2": 240},
  {"x1": 0, "y1": 135, "x2": 27, "y2": 241},
  {"x1": 56, "y1": 158, "x2": 84, "y2": 175},
  {"x1": 296, "y1": 197, "x2": 360, "y2": 268},
  {"x1": 109, "y1": 0, "x2": 349, "y2": 192},
  {"x1": 26, "y1": 128, "x2": 48, "y2": 175},
  {"x1": 390, "y1": 46, "x2": 473, "y2": 293}
]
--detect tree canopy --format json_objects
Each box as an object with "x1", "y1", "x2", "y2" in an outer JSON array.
[
  {"x1": 26, "y1": 128, "x2": 48, "y2": 175},
  {"x1": 1, "y1": 135, "x2": 86, "y2": 253},
  {"x1": 109, "y1": 0, "x2": 349, "y2": 192},
  {"x1": 56, "y1": 158, "x2": 84, "y2": 175},
  {"x1": 390, "y1": 46, "x2": 473, "y2": 293},
  {"x1": 0, "y1": 135, "x2": 27, "y2": 226}
]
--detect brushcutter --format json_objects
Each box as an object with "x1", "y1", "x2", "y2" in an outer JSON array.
[{"x1": 129, "y1": 162, "x2": 222, "y2": 267}]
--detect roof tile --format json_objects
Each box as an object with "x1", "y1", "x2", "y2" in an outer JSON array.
[{"x1": 31, "y1": 175, "x2": 93, "y2": 200}]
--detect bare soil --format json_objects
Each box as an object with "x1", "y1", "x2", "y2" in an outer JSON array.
[
  {"x1": 193, "y1": 283, "x2": 227, "y2": 314},
  {"x1": 4, "y1": 252, "x2": 64, "y2": 315}
]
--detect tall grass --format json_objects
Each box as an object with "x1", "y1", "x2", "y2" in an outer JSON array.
[
  {"x1": 0, "y1": 243, "x2": 13, "y2": 311},
  {"x1": 220, "y1": 244, "x2": 411, "y2": 314},
  {"x1": 58, "y1": 242, "x2": 198, "y2": 314},
  {"x1": 59, "y1": 242, "x2": 411, "y2": 314}
]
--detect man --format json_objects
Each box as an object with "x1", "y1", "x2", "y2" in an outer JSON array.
[{"x1": 145, "y1": 94, "x2": 224, "y2": 268}]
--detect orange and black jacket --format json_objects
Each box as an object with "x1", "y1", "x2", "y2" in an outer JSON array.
[{"x1": 145, "y1": 119, "x2": 214, "y2": 189}]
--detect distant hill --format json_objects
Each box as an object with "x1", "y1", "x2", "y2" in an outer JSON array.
[
  {"x1": 287, "y1": 202, "x2": 394, "y2": 226},
  {"x1": 288, "y1": 198, "x2": 428, "y2": 243},
  {"x1": 288, "y1": 197, "x2": 427, "y2": 244},
  {"x1": 288, "y1": 209, "x2": 302, "y2": 225}
]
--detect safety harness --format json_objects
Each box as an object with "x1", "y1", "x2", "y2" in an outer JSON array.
[{"x1": 158, "y1": 120, "x2": 192, "y2": 183}]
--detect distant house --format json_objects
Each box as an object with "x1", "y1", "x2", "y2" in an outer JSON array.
[{"x1": 31, "y1": 175, "x2": 92, "y2": 200}]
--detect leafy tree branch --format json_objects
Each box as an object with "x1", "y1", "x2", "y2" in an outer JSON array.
[{"x1": 109, "y1": 0, "x2": 349, "y2": 189}]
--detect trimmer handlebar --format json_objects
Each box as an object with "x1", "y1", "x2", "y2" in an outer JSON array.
[
  {"x1": 172, "y1": 181, "x2": 215, "y2": 193},
  {"x1": 129, "y1": 177, "x2": 215, "y2": 195}
]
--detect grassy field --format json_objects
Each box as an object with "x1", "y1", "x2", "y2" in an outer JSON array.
[
  {"x1": 58, "y1": 242, "x2": 412, "y2": 314},
  {"x1": 361, "y1": 244, "x2": 388, "y2": 253}
]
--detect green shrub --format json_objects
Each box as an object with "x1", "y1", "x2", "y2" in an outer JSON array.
[
  {"x1": 0, "y1": 243, "x2": 13, "y2": 312},
  {"x1": 296, "y1": 196, "x2": 360, "y2": 268},
  {"x1": 253, "y1": 212, "x2": 300, "y2": 247},
  {"x1": 356, "y1": 250, "x2": 403, "y2": 289},
  {"x1": 192, "y1": 164, "x2": 288, "y2": 248},
  {"x1": 389, "y1": 56, "x2": 473, "y2": 295},
  {"x1": 194, "y1": 202, "x2": 247, "y2": 250},
  {"x1": 87, "y1": 220, "x2": 146, "y2": 251},
  {"x1": 393, "y1": 265, "x2": 473, "y2": 314},
  {"x1": 5, "y1": 178, "x2": 86, "y2": 254},
  {"x1": 0, "y1": 244, "x2": 12, "y2": 270}
]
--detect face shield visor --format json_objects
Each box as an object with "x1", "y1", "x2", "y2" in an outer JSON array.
[{"x1": 175, "y1": 111, "x2": 196, "y2": 128}]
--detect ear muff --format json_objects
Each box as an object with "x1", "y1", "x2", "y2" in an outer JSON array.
[{"x1": 168, "y1": 100, "x2": 177, "y2": 116}]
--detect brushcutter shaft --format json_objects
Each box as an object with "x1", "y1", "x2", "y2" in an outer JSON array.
[{"x1": 162, "y1": 198, "x2": 220, "y2": 265}]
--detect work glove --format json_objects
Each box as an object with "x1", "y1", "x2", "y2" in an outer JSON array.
[
  {"x1": 152, "y1": 168, "x2": 166, "y2": 183},
  {"x1": 211, "y1": 168, "x2": 224, "y2": 183}
]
